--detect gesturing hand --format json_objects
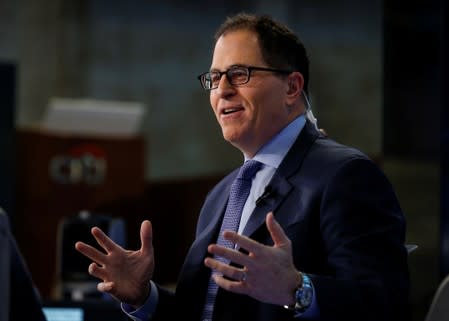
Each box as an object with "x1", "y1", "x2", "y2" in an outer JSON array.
[
  {"x1": 204, "y1": 212, "x2": 301, "y2": 306},
  {"x1": 75, "y1": 220, "x2": 155, "y2": 307}
]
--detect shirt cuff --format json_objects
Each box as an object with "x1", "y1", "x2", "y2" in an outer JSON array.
[{"x1": 121, "y1": 281, "x2": 159, "y2": 321}]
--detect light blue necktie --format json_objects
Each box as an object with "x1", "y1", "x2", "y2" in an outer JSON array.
[{"x1": 201, "y1": 160, "x2": 262, "y2": 321}]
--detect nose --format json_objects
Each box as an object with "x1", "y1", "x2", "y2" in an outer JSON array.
[{"x1": 214, "y1": 73, "x2": 235, "y2": 97}]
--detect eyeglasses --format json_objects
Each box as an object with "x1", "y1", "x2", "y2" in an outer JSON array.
[{"x1": 197, "y1": 65, "x2": 292, "y2": 90}]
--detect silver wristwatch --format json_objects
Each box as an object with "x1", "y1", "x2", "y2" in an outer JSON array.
[{"x1": 284, "y1": 272, "x2": 314, "y2": 314}]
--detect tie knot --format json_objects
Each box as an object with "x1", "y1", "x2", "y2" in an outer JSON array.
[{"x1": 237, "y1": 160, "x2": 262, "y2": 180}]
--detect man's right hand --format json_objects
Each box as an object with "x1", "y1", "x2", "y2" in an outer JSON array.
[{"x1": 75, "y1": 220, "x2": 155, "y2": 307}]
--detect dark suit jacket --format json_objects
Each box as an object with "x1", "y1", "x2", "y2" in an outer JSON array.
[
  {"x1": 0, "y1": 209, "x2": 47, "y2": 321},
  {"x1": 153, "y1": 121, "x2": 410, "y2": 321}
]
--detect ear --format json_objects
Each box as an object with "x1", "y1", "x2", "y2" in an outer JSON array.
[{"x1": 285, "y1": 72, "x2": 304, "y2": 105}]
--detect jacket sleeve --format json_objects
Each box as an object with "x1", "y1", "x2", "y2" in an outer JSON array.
[{"x1": 310, "y1": 157, "x2": 410, "y2": 321}]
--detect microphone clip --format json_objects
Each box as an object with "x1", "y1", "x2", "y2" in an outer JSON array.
[{"x1": 256, "y1": 185, "x2": 274, "y2": 207}]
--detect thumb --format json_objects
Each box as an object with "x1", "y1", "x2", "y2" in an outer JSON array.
[
  {"x1": 140, "y1": 220, "x2": 153, "y2": 255},
  {"x1": 266, "y1": 212, "x2": 290, "y2": 248}
]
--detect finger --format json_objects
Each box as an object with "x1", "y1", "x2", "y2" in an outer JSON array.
[
  {"x1": 222, "y1": 231, "x2": 262, "y2": 255},
  {"x1": 204, "y1": 256, "x2": 226, "y2": 271},
  {"x1": 207, "y1": 244, "x2": 251, "y2": 267},
  {"x1": 212, "y1": 274, "x2": 246, "y2": 294},
  {"x1": 204, "y1": 257, "x2": 246, "y2": 282},
  {"x1": 88, "y1": 262, "x2": 108, "y2": 281},
  {"x1": 266, "y1": 212, "x2": 290, "y2": 247},
  {"x1": 97, "y1": 281, "x2": 114, "y2": 293},
  {"x1": 140, "y1": 220, "x2": 153, "y2": 255},
  {"x1": 75, "y1": 241, "x2": 107, "y2": 265},
  {"x1": 91, "y1": 226, "x2": 119, "y2": 253}
]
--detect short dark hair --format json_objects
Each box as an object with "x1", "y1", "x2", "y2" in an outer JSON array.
[{"x1": 214, "y1": 13, "x2": 310, "y2": 94}]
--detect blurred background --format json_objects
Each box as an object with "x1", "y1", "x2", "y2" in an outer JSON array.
[{"x1": 0, "y1": 0, "x2": 447, "y2": 320}]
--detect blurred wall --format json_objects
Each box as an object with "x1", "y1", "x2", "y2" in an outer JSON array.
[{"x1": 0, "y1": 0, "x2": 382, "y2": 180}]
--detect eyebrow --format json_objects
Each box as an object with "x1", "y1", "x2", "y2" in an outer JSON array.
[{"x1": 209, "y1": 64, "x2": 248, "y2": 72}]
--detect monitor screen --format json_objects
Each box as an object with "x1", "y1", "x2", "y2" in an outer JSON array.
[
  {"x1": 43, "y1": 307, "x2": 84, "y2": 321},
  {"x1": 42, "y1": 300, "x2": 127, "y2": 321}
]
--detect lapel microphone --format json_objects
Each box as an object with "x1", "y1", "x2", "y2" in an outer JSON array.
[{"x1": 256, "y1": 185, "x2": 274, "y2": 207}]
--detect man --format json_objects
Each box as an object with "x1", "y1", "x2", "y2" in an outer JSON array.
[
  {"x1": 0, "y1": 209, "x2": 47, "y2": 321},
  {"x1": 75, "y1": 13, "x2": 410, "y2": 321}
]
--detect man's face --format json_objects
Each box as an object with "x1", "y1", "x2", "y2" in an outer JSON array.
[{"x1": 209, "y1": 30, "x2": 296, "y2": 157}]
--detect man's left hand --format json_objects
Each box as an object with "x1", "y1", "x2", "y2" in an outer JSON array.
[{"x1": 204, "y1": 212, "x2": 301, "y2": 306}]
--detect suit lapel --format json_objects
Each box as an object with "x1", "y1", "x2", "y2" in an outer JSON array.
[
  {"x1": 243, "y1": 121, "x2": 320, "y2": 238},
  {"x1": 242, "y1": 175, "x2": 292, "y2": 237},
  {"x1": 183, "y1": 171, "x2": 236, "y2": 269}
]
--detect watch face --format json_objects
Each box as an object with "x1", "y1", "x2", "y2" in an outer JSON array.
[
  {"x1": 295, "y1": 274, "x2": 313, "y2": 311},
  {"x1": 300, "y1": 286, "x2": 313, "y2": 306}
]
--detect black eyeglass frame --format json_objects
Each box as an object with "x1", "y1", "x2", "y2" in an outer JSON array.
[{"x1": 197, "y1": 65, "x2": 293, "y2": 90}]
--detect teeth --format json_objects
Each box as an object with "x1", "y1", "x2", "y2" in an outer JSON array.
[{"x1": 223, "y1": 108, "x2": 238, "y2": 114}]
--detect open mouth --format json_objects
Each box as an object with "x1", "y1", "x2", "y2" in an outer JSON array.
[{"x1": 222, "y1": 107, "x2": 244, "y2": 115}]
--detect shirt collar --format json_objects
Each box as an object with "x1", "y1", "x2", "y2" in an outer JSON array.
[{"x1": 244, "y1": 115, "x2": 306, "y2": 169}]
